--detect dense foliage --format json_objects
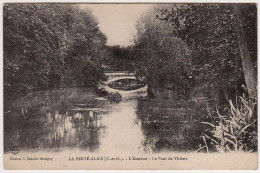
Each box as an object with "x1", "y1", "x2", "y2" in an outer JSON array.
[
  {"x1": 133, "y1": 4, "x2": 257, "y2": 103},
  {"x1": 4, "y1": 4, "x2": 107, "y2": 101},
  {"x1": 99, "y1": 45, "x2": 136, "y2": 71},
  {"x1": 133, "y1": 4, "x2": 257, "y2": 152},
  {"x1": 133, "y1": 7, "x2": 192, "y2": 98}
]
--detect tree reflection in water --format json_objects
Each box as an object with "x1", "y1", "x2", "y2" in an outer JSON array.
[{"x1": 4, "y1": 98, "x2": 195, "y2": 153}]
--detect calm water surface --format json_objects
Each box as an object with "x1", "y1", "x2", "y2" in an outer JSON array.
[{"x1": 4, "y1": 97, "x2": 188, "y2": 153}]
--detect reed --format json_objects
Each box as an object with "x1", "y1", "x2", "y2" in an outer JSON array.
[{"x1": 199, "y1": 96, "x2": 257, "y2": 152}]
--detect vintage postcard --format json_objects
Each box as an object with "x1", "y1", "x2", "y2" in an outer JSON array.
[{"x1": 2, "y1": 2, "x2": 258, "y2": 170}]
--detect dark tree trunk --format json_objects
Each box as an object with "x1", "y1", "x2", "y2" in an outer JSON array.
[{"x1": 233, "y1": 4, "x2": 257, "y2": 98}]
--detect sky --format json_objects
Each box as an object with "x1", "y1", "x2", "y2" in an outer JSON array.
[{"x1": 79, "y1": 4, "x2": 153, "y2": 47}]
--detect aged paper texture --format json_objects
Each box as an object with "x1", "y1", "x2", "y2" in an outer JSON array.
[{"x1": 3, "y1": 2, "x2": 258, "y2": 170}]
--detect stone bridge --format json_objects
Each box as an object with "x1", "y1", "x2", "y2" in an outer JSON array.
[
  {"x1": 104, "y1": 71, "x2": 136, "y2": 84},
  {"x1": 99, "y1": 71, "x2": 147, "y2": 97}
]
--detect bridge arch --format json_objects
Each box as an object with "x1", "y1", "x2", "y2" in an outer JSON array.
[
  {"x1": 105, "y1": 76, "x2": 136, "y2": 84},
  {"x1": 99, "y1": 71, "x2": 148, "y2": 97}
]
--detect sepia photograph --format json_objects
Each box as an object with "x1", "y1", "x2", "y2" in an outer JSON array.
[{"x1": 2, "y1": 2, "x2": 258, "y2": 170}]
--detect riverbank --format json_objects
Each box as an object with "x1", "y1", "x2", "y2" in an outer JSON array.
[
  {"x1": 4, "y1": 87, "x2": 102, "y2": 125},
  {"x1": 5, "y1": 88, "x2": 98, "y2": 110},
  {"x1": 140, "y1": 87, "x2": 257, "y2": 153}
]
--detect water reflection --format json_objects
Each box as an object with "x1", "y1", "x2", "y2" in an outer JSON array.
[
  {"x1": 45, "y1": 108, "x2": 104, "y2": 152},
  {"x1": 98, "y1": 100, "x2": 144, "y2": 154},
  {"x1": 137, "y1": 100, "x2": 186, "y2": 152},
  {"x1": 5, "y1": 98, "x2": 188, "y2": 153}
]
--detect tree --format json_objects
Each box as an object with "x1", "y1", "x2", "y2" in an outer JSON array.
[
  {"x1": 98, "y1": 45, "x2": 137, "y2": 71},
  {"x1": 4, "y1": 4, "x2": 107, "y2": 100},
  {"x1": 133, "y1": 6, "x2": 194, "y2": 97},
  {"x1": 155, "y1": 4, "x2": 257, "y2": 101},
  {"x1": 233, "y1": 4, "x2": 257, "y2": 98}
]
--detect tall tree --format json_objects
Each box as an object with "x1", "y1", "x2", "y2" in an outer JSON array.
[
  {"x1": 154, "y1": 4, "x2": 256, "y2": 101},
  {"x1": 233, "y1": 4, "x2": 257, "y2": 98},
  {"x1": 4, "y1": 4, "x2": 107, "y2": 100}
]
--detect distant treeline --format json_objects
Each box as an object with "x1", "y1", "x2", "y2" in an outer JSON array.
[
  {"x1": 97, "y1": 45, "x2": 136, "y2": 71},
  {"x1": 132, "y1": 4, "x2": 257, "y2": 103},
  {"x1": 4, "y1": 4, "x2": 107, "y2": 100}
]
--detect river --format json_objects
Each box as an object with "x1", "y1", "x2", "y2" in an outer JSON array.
[{"x1": 4, "y1": 92, "x2": 197, "y2": 154}]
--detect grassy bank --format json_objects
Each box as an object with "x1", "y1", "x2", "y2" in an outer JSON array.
[{"x1": 4, "y1": 88, "x2": 98, "y2": 114}]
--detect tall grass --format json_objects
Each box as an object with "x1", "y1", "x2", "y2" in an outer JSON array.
[{"x1": 198, "y1": 96, "x2": 257, "y2": 153}]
